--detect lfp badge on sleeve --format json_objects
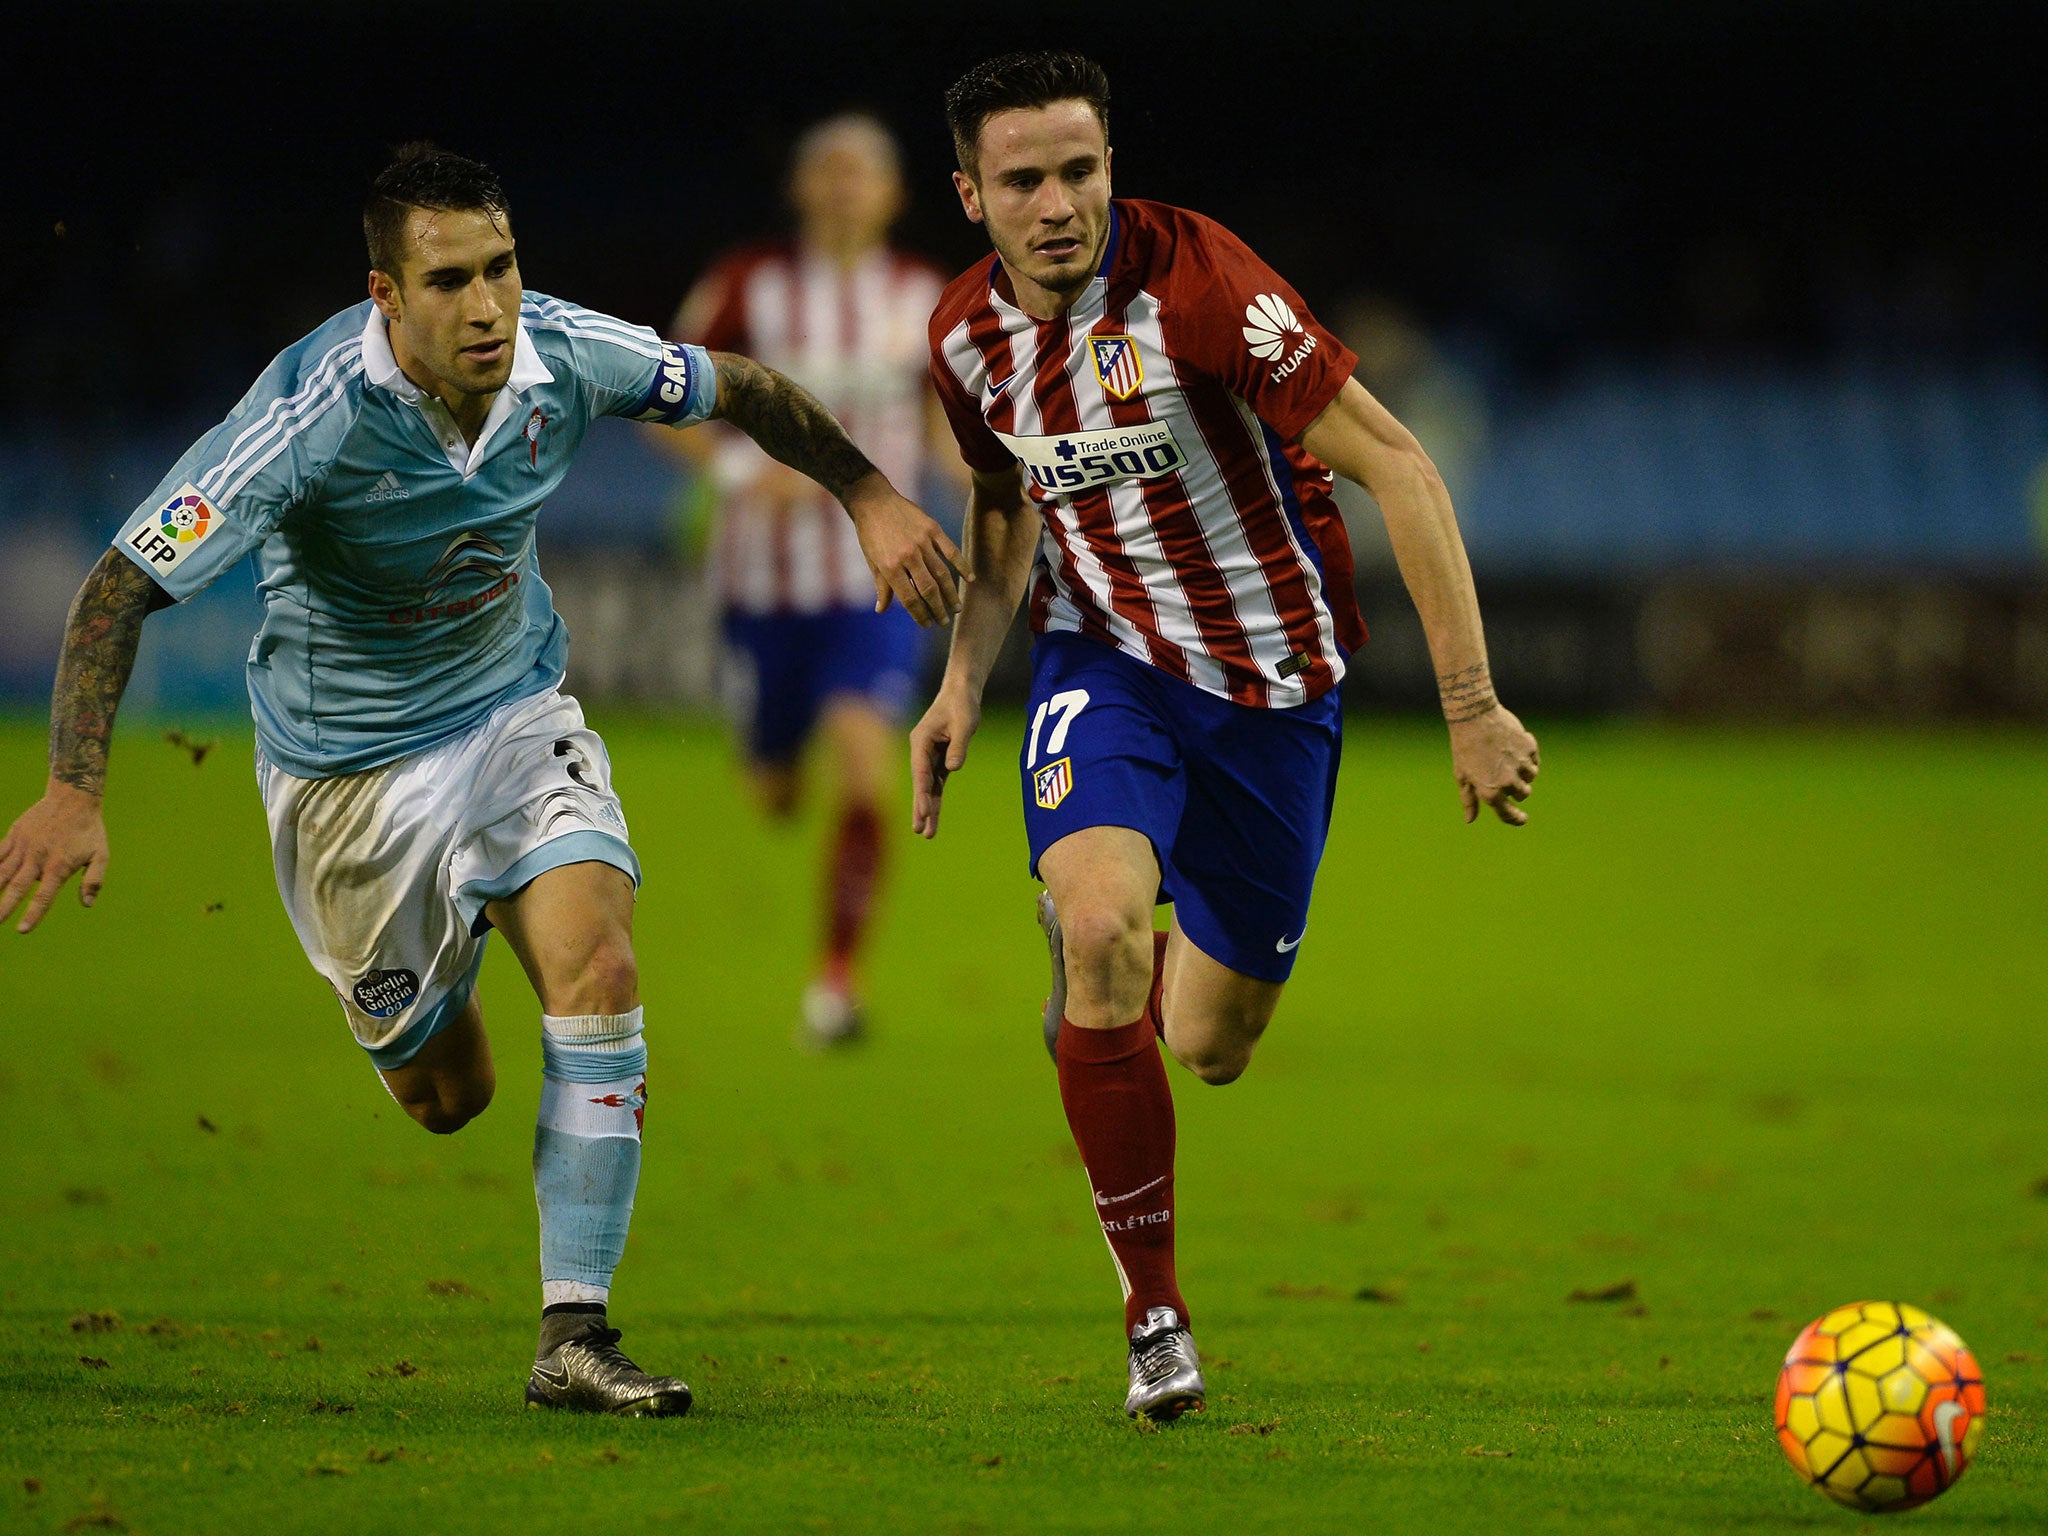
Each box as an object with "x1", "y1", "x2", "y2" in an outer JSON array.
[{"x1": 124, "y1": 484, "x2": 220, "y2": 574}]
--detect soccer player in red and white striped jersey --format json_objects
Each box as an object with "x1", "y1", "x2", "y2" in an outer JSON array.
[
  {"x1": 911, "y1": 52, "x2": 1542, "y2": 1419},
  {"x1": 671, "y1": 114, "x2": 964, "y2": 1046}
]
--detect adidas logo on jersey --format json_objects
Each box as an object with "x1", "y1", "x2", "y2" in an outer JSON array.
[
  {"x1": 1242, "y1": 293, "x2": 1319, "y2": 382},
  {"x1": 364, "y1": 470, "x2": 411, "y2": 504}
]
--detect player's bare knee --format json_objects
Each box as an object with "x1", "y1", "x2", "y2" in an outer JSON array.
[
  {"x1": 1063, "y1": 895, "x2": 1147, "y2": 955},
  {"x1": 572, "y1": 937, "x2": 640, "y2": 1015},
  {"x1": 1058, "y1": 901, "x2": 1153, "y2": 1023},
  {"x1": 1061, "y1": 902, "x2": 1151, "y2": 975}
]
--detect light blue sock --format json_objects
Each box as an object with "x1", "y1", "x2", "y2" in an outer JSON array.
[{"x1": 534, "y1": 1008, "x2": 647, "y2": 1307}]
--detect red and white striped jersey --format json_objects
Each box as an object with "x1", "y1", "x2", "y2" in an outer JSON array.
[
  {"x1": 930, "y1": 200, "x2": 1368, "y2": 709},
  {"x1": 682, "y1": 241, "x2": 944, "y2": 613}
]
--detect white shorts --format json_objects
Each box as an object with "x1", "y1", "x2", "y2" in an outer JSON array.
[{"x1": 257, "y1": 686, "x2": 638, "y2": 1069}]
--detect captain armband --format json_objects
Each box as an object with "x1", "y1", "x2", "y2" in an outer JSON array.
[{"x1": 630, "y1": 342, "x2": 713, "y2": 427}]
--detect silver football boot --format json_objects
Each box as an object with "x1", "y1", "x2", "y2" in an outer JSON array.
[
  {"x1": 525, "y1": 1318, "x2": 692, "y2": 1417},
  {"x1": 1124, "y1": 1305, "x2": 1206, "y2": 1421},
  {"x1": 1038, "y1": 890, "x2": 1066, "y2": 1060}
]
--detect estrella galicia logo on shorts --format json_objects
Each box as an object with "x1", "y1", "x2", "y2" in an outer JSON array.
[
  {"x1": 124, "y1": 482, "x2": 219, "y2": 574},
  {"x1": 352, "y1": 969, "x2": 420, "y2": 1019},
  {"x1": 1033, "y1": 756, "x2": 1073, "y2": 811}
]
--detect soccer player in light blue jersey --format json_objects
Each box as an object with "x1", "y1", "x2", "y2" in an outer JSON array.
[{"x1": 0, "y1": 144, "x2": 964, "y2": 1416}]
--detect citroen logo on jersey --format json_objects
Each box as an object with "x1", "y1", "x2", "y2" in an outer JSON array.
[
  {"x1": 388, "y1": 531, "x2": 521, "y2": 625},
  {"x1": 1089, "y1": 335, "x2": 1144, "y2": 401},
  {"x1": 422, "y1": 531, "x2": 511, "y2": 599},
  {"x1": 1243, "y1": 292, "x2": 1319, "y2": 381}
]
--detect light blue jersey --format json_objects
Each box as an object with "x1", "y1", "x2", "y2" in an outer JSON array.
[{"x1": 112, "y1": 293, "x2": 716, "y2": 777}]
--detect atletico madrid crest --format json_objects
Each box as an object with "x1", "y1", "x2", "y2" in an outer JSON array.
[
  {"x1": 1033, "y1": 756, "x2": 1073, "y2": 811},
  {"x1": 1089, "y1": 335, "x2": 1144, "y2": 401}
]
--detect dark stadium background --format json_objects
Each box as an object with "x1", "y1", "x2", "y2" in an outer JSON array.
[{"x1": 5, "y1": 0, "x2": 2044, "y2": 719}]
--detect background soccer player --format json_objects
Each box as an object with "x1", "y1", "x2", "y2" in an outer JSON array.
[
  {"x1": 911, "y1": 54, "x2": 1541, "y2": 1419},
  {"x1": 0, "y1": 144, "x2": 962, "y2": 1416},
  {"x1": 667, "y1": 114, "x2": 966, "y2": 1047}
]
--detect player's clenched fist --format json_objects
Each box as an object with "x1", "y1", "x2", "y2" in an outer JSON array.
[
  {"x1": 846, "y1": 477, "x2": 969, "y2": 629},
  {"x1": 0, "y1": 783, "x2": 110, "y2": 933},
  {"x1": 909, "y1": 687, "x2": 981, "y2": 839},
  {"x1": 1449, "y1": 705, "x2": 1541, "y2": 826}
]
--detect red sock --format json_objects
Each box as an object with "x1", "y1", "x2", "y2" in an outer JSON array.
[
  {"x1": 1056, "y1": 1012, "x2": 1187, "y2": 1334},
  {"x1": 822, "y1": 802, "x2": 883, "y2": 991}
]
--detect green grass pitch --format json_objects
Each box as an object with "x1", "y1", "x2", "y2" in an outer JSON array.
[{"x1": 3, "y1": 712, "x2": 2045, "y2": 1533}]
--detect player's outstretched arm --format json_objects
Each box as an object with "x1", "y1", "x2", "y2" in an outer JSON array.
[
  {"x1": 706, "y1": 351, "x2": 966, "y2": 628},
  {"x1": 910, "y1": 466, "x2": 1037, "y2": 839},
  {"x1": 1301, "y1": 379, "x2": 1540, "y2": 825},
  {"x1": 0, "y1": 551, "x2": 171, "y2": 932}
]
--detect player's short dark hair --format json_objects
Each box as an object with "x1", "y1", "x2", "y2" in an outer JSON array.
[
  {"x1": 363, "y1": 142, "x2": 510, "y2": 279},
  {"x1": 944, "y1": 51, "x2": 1110, "y2": 178}
]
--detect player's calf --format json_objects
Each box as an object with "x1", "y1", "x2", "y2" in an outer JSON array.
[
  {"x1": 1158, "y1": 937, "x2": 1285, "y2": 1087},
  {"x1": 388, "y1": 1076, "x2": 495, "y2": 1135},
  {"x1": 379, "y1": 997, "x2": 496, "y2": 1134},
  {"x1": 1170, "y1": 1034, "x2": 1259, "y2": 1087}
]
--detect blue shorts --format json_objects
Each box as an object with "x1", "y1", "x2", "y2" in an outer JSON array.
[
  {"x1": 723, "y1": 604, "x2": 927, "y2": 764},
  {"x1": 1021, "y1": 632, "x2": 1342, "y2": 983}
]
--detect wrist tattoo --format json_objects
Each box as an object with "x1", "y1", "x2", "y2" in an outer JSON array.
[
  {"x1": 1437, "y1": 662, "x2": 1498, "y2": 724},
  {"x1": 709, "y1": 351, "x2": 877, "y2": 503},
  {"x1": 49, "y1": 551, "x2": 167, "y2": 795}
]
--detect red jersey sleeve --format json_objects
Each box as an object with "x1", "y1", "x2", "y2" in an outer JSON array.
[
  {"x1": 927, "y1": 271, "x2": 1014, "y2": 474},
  {"x1": 1161, "y1": 211, "x2": 1357, "y2": 441}
]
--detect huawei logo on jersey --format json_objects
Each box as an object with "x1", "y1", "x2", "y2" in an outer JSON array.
[
  {"x1": 1243, "y1": 293, "x2": 1319, "y2": 381},
  {"x1": 1242, "y1": 294, "x2": 1302, "y2": 359}
]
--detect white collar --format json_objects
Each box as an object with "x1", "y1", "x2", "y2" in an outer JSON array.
[{"x1": 358, "y1": 305, "x2": 553, "y2": 402}]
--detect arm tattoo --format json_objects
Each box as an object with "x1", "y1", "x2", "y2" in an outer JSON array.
[
  {"x1": 708, "y1": 351, "x2": 878, "y2": 502},
  {"x1": 1437, "y1": 661, "x2": 1499, "y2": 724},
  {"x1": 48, "y1": 551, "x2": 170, "y2": 795}
]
